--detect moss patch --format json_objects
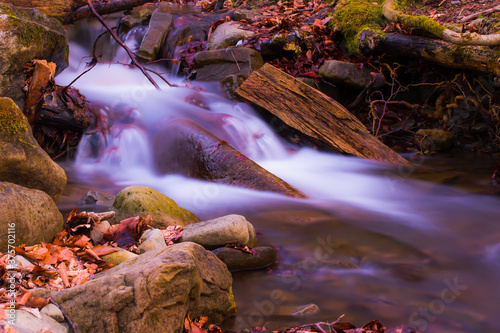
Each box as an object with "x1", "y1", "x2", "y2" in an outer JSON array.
[
  {"x1": 329, "y1": 0, "x2": 386, "y2": 52},
  {"x1": 0, "y1": 98, "x2": 29, "y2": 138}
]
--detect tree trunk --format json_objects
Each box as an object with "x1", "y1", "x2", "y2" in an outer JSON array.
[{"x1": 235, "y1": 63, "x2": 410, "y2": 165}]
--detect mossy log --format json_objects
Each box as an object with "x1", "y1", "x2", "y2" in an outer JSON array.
[
  {"x1": 0, "y1": 0, "x2": 153, "y2": 23},
  {"x1": 383, "y1": 0, "x2": 500, "y2": 46},
  {"x1": 359, "y1": 30, "x2": 500, "y2": 76},
  {"x1": 235, "y1": 63, "x2": 410, "y2": 165}
]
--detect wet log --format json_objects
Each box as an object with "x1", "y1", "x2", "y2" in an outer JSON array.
[
  {"x1": 235, "y1": 63, "x2": 409, "y2": 165},
  {"x1": 359, "y1": 30, "x2": 500, "y2": 76}
]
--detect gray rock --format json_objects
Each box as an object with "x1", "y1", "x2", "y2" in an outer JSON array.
[
  {"x1": 138, "y1": 228, "x2": 167, "y2": 253},
  {"x1": 234, "y1": 8, "x2": 263, "y2": 23},
  {"x1": 101, "y1": 248, "x2": 138, "y2": 266},
  {"x1": 0, "y1": 4, "x2": 68, "y2": 109},
  {"x1": 81, "y1": 190, "x2": 115, "y2": 206},
  {"x1": 48, "y1": 242, "x2": 236, "y2": 333},
  {"x1": 319, "y1": 60, "x2": 380, "y2": 89},
  {"x1": 212, "y1": 246, "x2": 276, "y2": 271},
  {"x1": 0, "y1": 182, "x2": 63, "y2": 252},
  {"x1": 0, "y1": 97, "x2": 67, "y2": 201},
  {"x1": 90, "y1": 220, "x2": 111, "y2": 244},
  {"x1": 110, "y1": 185, "x2": 200, "y2": 228},
  {"x1": 138, "y1": 9, "x2": 174, "y2": 61},
  {"x1": 220, "y1": 74, "x2": 246, "y2": 99},
  {"x1": 194, "y1": 47, "x2": 263, "y2": 81},
  {"x1": 208, "y1": 21, "x2": 255, "y2": 50},
  {"x1": 415, "y1": 129, "x2": 454, "y2": 151},
  {"x1": 121, "y1": 7, "x2": 154, "y2": 30},
  {"x1": 3, "y1": 308, "x2": 69, "y2": 333},
  {"x1": 181, "y1": 214, "x2": 257, "y2": 249},
  {"x1": 41, "y1": 304, "x2": 65, "y2": 323}
]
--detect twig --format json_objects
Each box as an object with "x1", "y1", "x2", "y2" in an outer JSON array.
[
  {"x1": 458, "y1": 4, "x2": 500, "y2": 23},
  {"x1": 438, "y1": 0, "x2": 447, "y2": 7},
  {"x1": 87, "y1": 0, "x2": 161, "y2": 91},
  {"x1": 64, "y1": 0, "x2": 155, "y2": 24},
  {"x1": 49, "y1": 297, "x2": 78, "y2": 333}
]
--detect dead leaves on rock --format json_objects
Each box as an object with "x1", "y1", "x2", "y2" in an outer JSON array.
[
  {"x1": 185, "y1": 315, "x2": 223, "y2": 333},
  {"x1": 161, "y1": 225, "x2": 184, "y2": 245}
]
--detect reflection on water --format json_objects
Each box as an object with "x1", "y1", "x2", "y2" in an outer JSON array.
[{"x1": 56, "y1": 22, "x2": 500, "y2": 333}]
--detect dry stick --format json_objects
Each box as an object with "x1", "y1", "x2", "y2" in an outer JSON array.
[
  {"x1": 458, "y1": 4, "x2": 500, "y2": 23},
  {"x1": 49, "y1": 297, "x2": 78, "y2": 333},
  {"x1": 86, "y1": 0, "x2": 162, "y2": 90}
]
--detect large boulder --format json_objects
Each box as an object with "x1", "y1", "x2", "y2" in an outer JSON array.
[
  {"x1": 0, "y1": 182, "x2": 64, "y2": 252},
  {"x1": 109, "y1": 185, "x2": 200, "y2": 228},
  {"x1": 0, "y1": 97, "x2": 67, "y2": 201},
  {"x1": 48, "y1": 242, "x2": 236, "y2": 333},
  {"x1": 207, "y1": 21, "x2": 254, "y2": 50},
  {"x1": 152, "y1": 119, "x2": 304, "y2": 197},
  {"x1": 0, "y1": 3, "x2": 69, "y2": 108},
  {"x1": 194, "y1": 47, "x2": 263, "y2": 82},
  {"x1": 180, "y1": 214, "x2": 257, "y2": 249}
]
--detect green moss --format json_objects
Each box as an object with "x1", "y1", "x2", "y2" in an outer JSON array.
[
  {"x1": 329, "y1": 0, "x2": 386, "y2": 52},
  {"x1": 397, "y1": 13, "x2": 445, "y2": 36},
  {"x1": 0, "y1": 98, "x2": 29, "y2": 138}
]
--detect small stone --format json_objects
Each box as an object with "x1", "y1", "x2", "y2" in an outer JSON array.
[
  {"x1": 234, "y1": 8, "x2": 263, "y2": 22},
  {"x1": 41, "y1": 304, "x2": 65, "y2": 323},
  {"x1": 212, "y1": 246, "x2": 276, "y2": 271},
  {"x1": 138, "y1": 229, "x2": 167, "y2": 253},
  {"x1": 319, "y1": 60, "x2": 380, "y2": 89},
  {"x1": 415, "y1": 129, "x2": 454, "y2": 151},
  {"x1": 14, "y1": 255, "x2": 34, "y2": 269},
  {"x1": 81, "y1": 191, "x2": 114, "y2": 206},
  {"x1": 4, "y1": 308, "x2": 69, "y2": 333},
  {"x1": 90, "y1": 221, "x2": 111, "y2": 245},
  {"x1": 207, "y1": 21, "x2": 255, "y2": 50},
  {"x1": 101, "y1": 249, "x2": 138, "y2": 266},
  {"x1": 180, "y1": 214, "x2": 257, "y2": 249}
]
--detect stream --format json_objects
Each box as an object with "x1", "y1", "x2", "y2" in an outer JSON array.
[{"x1": 55, "y1": 13, "x2": 500, "y2": 333}]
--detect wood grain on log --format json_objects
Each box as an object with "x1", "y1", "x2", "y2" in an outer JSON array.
[{"x1": 235, "y1": 63, "x2": 409, "y2": 165}]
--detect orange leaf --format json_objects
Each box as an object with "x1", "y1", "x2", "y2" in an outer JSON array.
[
  {"x1": 91, "y1": 245, "x2": 119, "y2": 257},
  {"x1": 58, "y1": 262, "x2": 70, "y2": 288},
  {"x1": 19, "y1": 291, "x2": 32, "y2": 305}
]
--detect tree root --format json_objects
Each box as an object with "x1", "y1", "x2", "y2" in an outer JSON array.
[{"x1": 383, "y1": 0, "x2": 500, "y2": 46}]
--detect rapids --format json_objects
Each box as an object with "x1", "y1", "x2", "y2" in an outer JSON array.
[{"x1": 56, "y1": 15, "x2": 500, "y2": 333}]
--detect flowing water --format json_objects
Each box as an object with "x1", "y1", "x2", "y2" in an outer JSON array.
[{"x1": 56, "y1": 15, "x2": 500, "y2": 333}]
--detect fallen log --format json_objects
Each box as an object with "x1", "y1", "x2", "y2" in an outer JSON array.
[
  {"x1": 234, "y1": 63, "x2": 410, "y2": 165},
  {"x1": 359, "y1": 30, "x2": 500, "y2": 76}
]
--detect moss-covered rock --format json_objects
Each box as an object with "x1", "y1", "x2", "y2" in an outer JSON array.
[
  {"x1": 0, "y1": 97, "x2": 67, "y2": 201},
  {"x1": 0, "y1": 182, "x2": 63, "y2": 252},
  {"x1": 110, "y1": 185, "x2": 200, "y2": 228},
  {"x1": 414, "y1": 129, "x2": 454, "y2": 151},
  {"x1": 0, "y1": 3, "x2": 68, "y2": 108}
]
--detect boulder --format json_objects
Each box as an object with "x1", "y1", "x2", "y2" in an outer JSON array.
[
  {"x1": 137, "y1": 9, "x2": 174, "y2": 62},
  {"x1": 207, "y1": 21, "x2": 255, "y2": 50},
  {"x1": 194, "y1": 47, "x2": 264, "y2": 82},
  {"x1": 319, "y1": 60, "x2": 384, "y2": 89},
  {"x1": 414, "y1": 129, "x2": 454, "y2": 151},
  {"x1": 152, "y1": 119, "x2": 304, "y2": 197},
  {"x1": 0, "y1": 97, "x2": 67, "y2": 201},
  {"x1": 48, "y1": 242, "x2": 236, "y2": 333},
  {"x1": 0, "y1": 3, "x2": 69, "y2": 108},
  {"x1": 0, "y1": 182, "x2": 63, "y2": 253},
  {"x1": 181, "y1": 214, "x2": 257, "y2": 249},
  {"x1": 212, "y1": 246, "x2": 277, "y2": 271},
  {"x1": 109, "y1": 185, "x2": 200, "y2": 228}
]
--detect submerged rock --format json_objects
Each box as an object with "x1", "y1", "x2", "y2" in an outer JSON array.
[
  {"x1": 109, "y1": 185, "x2": 200, "y2": 228},
  {"x1": 415, "y1": 129, "x2": 454, "y2": 151},
  {"x1": 0, "y1": 4, "x2": 68, "y2": 108},
  {"x1": 212, "y1": 246, "x2": 277, "y2": 271},
  {"x1": 152, "y1": 119, "x2": 304, "y2": 197},
  {"x1": 0, "y1": 182, "x2": 63, "y2": 253},
  {"x1": 48, "y1": 242, "x2": 236, "y2": 333},
  {"x1": 181, "y1": 214, "x2": 257, "y2": 249},
  {"x1": 208, "y1": 21, "x2": 255, "y2": 50},
  {"x1": 0, "y1": 97, "x2": 67, "y2": 201},
  {"x1": 194, "y1": 47, "x2": 264, "y2": 82}
]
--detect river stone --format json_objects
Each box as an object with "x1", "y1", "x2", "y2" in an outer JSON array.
[
  {"x1": 2, "y1": 308, "x2": 69, "y2": 333},
  {"x1": 41, "y1": 303, "x2": 65, "y2": 323},
  {"x1": 138, "y1": 228, "x2": 167, "y2": 253},
  {"x1": 319, "y1": 60, "x2": 380, "y2": 89},
  {"x1": 181, "y1": 214, "x2": 257, "y2": 249},
  {"x1": 0, "y1": 3, "x2": 69, "y2": 109},
  {"x1": 414, "y1": 129, "x2": 454, "y2": 151},
  {"x1": 152, "y1": 119, "x2": 304, "y2": 197},
  {"x1": 194, "y1": 47, "x2": 264, "y2": 82},
  {"x1": 212, "y1": 246, "x2": 277, "y2": 271},
  {"x1": 121, "y1": 7, "x2": 154, "y2": 31},
  {"x1": 208, "y1": 21, "x2": 255, "y2": 50},
  {"x1": 0, "y1": 97, "x2": 67, "y2": 201},
  {"x1": 101, "y1": 248, "x2": 138, "y2": 266},
  {"x1": 137, "y1": 9, "x2": 174, "y2": 62},
  {"x1": 48, "y1": 242, "x2": 236, "y2": 333},
  {"x1": 109, "y1": 185, "x2": 200, "y2": 228},
  {"x1": 0, "y1": 182, "x2": 63, "y2": 253},
  {"x1": 234, "y1": 8, "x2": 263, "y2": 22}
]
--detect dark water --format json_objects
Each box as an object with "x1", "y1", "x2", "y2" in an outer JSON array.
[{"x1": 56, "y1": 13, "x2": 500, "y2": 333}]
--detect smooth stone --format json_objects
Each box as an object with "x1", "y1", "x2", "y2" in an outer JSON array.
[
  {"x1": 319, "y1": 60, "x2": 381, "y2": 89},
  {"x1": 138, "y1": 228, "x2": 167, "y2": 253},
  {"x1": 415, "y1": 129, "x2": 454, "y2": 151},
  {"x1": 41, "y1": 303, "x2": 65, "y2": 323},
  {"x1": 137, "y1": 9, "x2": 174, "y2": 61},
  {"x1": 234, "y1": 8, "x2": 263, "y2": 22},
  {"x1": 81, "y1": 190, "x2": 115, "y2": 206},
  {"x1": 207, "y1": 21, "x2": 255, "y2": 50},
  {"x1": 100, "y1": 248, "x2": 138, "y2": 266},
  {"x1": 90, "y1": 220, "x2": 111, "y2": 245},
  {"x1": 212, "y1": 246, "x2": 277, "y2": 271},
  {"x1": 181, "y1": 214, "x2": 257, "y2": 249},
  {"x1": 14, "y1": 255, "x2": 34, "y2": 269},
  {"x1": 3, "y1": 308, "x2": 69, "y2": 333}
]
